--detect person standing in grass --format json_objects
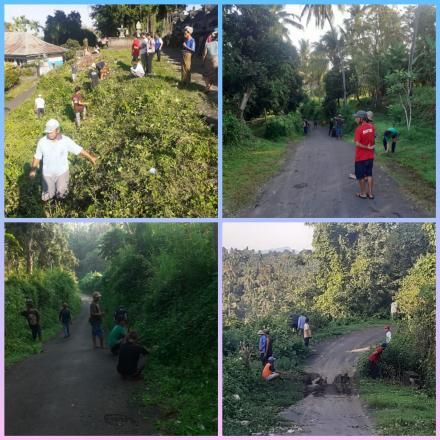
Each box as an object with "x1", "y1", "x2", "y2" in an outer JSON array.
[
  {"x1": 89, "y1": 63, "x2": 99, "y2": 89},
  {"x1": 131, "y1": 33, "x2": 141, "y2": 63},
  {"x1": 21, "y1": 300, "x2": 42, "y2": 342},
  {"x1": 202, "y1": 29, "x2": 218, "y2": 91},
  {"x1": 353, "y1": 110, "x2": 376, "y2": 200},
  {"x1": 71, "y1": 86, "x2": 87, "y2": 128},
  {"x1": 145, "y1": 33, "x2": 156, "y2": 75},
  {"x1": 108, "y1": 319, "x2": 128, "y2": 355},
  {"x1": 383, "y1": 128, "x2": 399, "y2": 153},
  {"x1": 90, "y1": 292, "x2": 105, "y2": 349},
  {"x1": 303, "y1": 317, "x2": 312, "y2": 347},
  {"x1": 29, "y1": 119, "x2": 96, "y2": 202},
  {"x1": 258, "y1": 329, "x2": 267, "y2": 366},
  {"x1": 154, "y1": 33, "x2": 163, "y2": 62},
  {"x1": 71, "y1": 63, "x2": 78, "y2": 82},
  {"x1": 181, "y1": 26, "x2": 195, "y2": 83},
  {"x1": 59, "y1": 303, "x2": 72, "y2": 338},
  {"x1": 384, "y1": 325, "x2": 392, "y2": 345},
  {"x1": 34, "y1": 94, "x2": 45, "y2": 119}
]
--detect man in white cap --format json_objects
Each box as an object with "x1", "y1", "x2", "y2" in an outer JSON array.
[
  {"x1": 182, "y1": 26, "x2": 195, "y2": 83},
  {"x1": 34, "y1": 94, "x2": 45, "y2": 119},
  {"x1": 29, "y1": 119, "x2": 96, "y2": 202}
]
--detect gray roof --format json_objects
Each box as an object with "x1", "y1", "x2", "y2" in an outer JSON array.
[{"x1": 4, "y1": 32, "x2": 67, "y2": 57}]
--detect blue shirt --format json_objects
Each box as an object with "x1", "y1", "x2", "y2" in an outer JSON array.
[
  {"x1": 185, "y1": 37, "x2": 195, "y2": 53},
  {"x1": 259, "y1": 335, "x2": 266, "y2": 352}
]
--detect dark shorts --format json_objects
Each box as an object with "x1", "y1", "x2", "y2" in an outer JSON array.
[
  {"x1": 91, "y1": 321, "x2": 103, "y2": 337},
  {"x1": 355, "y1": 159, "x2": 374, "y2": 180}
]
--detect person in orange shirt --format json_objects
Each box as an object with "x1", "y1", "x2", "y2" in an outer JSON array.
[{"x1": 262, "y1": 356, "x2": 280, "y2": 381}]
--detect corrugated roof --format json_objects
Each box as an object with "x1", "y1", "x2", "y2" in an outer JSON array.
[{"x1": 4, "y1": 32, "x2": 67, "y2": 57}]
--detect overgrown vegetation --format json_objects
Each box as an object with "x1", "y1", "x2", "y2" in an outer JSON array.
[
  {"x1": 5, "y1": 63, "x2": 20, "y2": 91},
  {"x1": 71, "y1": 223, "x2": 218, "y2": 435},
  {"x1": 5, "y1": 49, "x2": 217, "y2": 217},
  {"x1": 223, "y1": 223, "x2": 435, "y2": 435}
]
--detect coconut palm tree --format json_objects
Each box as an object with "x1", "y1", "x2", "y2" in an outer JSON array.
[{"x1": 301, "y1": 5, "x2": 347, "y2": 105}]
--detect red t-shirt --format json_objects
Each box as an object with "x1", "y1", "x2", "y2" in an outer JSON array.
[
  {"x1": 72, "y1": 93, "x2": 85, "y2": 113},
  {"x1": 132, "y1": 38, "x2": 140, "y2": 57},
  {"x1": 354, "y1": 122, "x2": 375, "y2": 162},
  {"x1": 368, "y1": 347, "x2": 383, "y2": 363}
]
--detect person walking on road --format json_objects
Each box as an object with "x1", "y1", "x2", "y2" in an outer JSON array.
[
  {"x1": 328, "y1": 118, "x2": 334, "y2": 136},
  {"x1": 21, "y1": 300, "x2": 42, "y2": 342},
  {"x1": 303, "y1": 317, "x2": 312, "y2": 347},
  {"x1": 335, "y1": 114, "x2": 344, "y2": 139},
  {"x1": 29, "y1": 119, "x2": 97, "y2": 203},
  {"x1": 59, "y1": 303, "x2": 72, "y2": 338},
  {"x1": 34, "y1": 94, "x2": 45, "y2": 119},
  {"x1": 90, "y1": 292, "x2": 105, "y2": 349},
  {"x1": 117, "y1": 331, "x2": 149, "y2": 378},
  {"x1": 181, "y1": 26, "x2": 195, "y2": 83},
  {"x1": 383, "y1": 128, "x2": 399, "y2": 153},
  {"x1": 353, "y1": 110, "x2": 375, "y2": 200}
]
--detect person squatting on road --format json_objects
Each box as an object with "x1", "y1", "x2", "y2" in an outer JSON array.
[
  {"x1": 262, "y1": 356, "x2": 280, "y2": 381},
  {"x1": 21, "y1": 300, "x2": 42, "y2": 342},
  {"x1": 29, "y1": 119, "x2": 97, "y2": 203},
  {"x1": 72, "y1": 86, "x2": 87, "y2": 128},
  {"x1": 117, "y1": 331, "x2": 149, "y2": 379},
  {"x1": 383, "y1": 128, "x2": 399, "y2": 153},
  {"x1": 108, "y1": 319, "x2": 128, "y2": 355},
  {"x1": 181, "y1": 26, "x2": 195, "y2": 83},
  {"x1": 59, "y1": 303, "x2": 72, "y2": 338},
  {"x1": 89, "y1": 291, "x2": 105, "y2": 349},
  {"x1": 303, "y1": 317, "x2": 312, "y2": 347},
  {"x1": 353, "y1": 110, "x2": 376, "y2": 200}
]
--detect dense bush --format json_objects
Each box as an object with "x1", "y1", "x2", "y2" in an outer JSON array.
[
  {"x1": 5, "y1": 63, "x2": 20, "y2": 91},
  {"x1": 5, "y1": 268, "x2": 80, "y2": 365},
  {"x1": 97, "y1": 224, "x2": 217, "y2": 435},
  {"x1": 5, "y1": 49, "x2": 217, "y2": 218},
  {"x1": 78, "y1": 271, "x2": 102, "y2": 294},
  {"x1": 264, "y1": 113, "x2": 302, "y2": 140},
  {"x1": 63, "y1": 39, "x2": 82, "y2": 61},
  {"x1": 223, "y1": 113, "x2": 252, "y2": 146}
]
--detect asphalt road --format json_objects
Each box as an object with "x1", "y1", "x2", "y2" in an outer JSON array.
[
  {"x1": 242, "y1": 127, "x2": 428, "y2": 218},
  {"x1": 6, "y1": 298, "x2": 159, "y2": 436},
  {"x1": 279, "y1": 326, "x2": 385, "y2": 436}
]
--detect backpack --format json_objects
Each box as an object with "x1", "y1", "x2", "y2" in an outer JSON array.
[{"x1": 114, "y1": 308, "x2": 128, "y2": 323}]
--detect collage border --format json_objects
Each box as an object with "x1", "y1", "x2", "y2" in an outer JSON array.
[{"x1": 0, "y1": 0, "x2": 439, "y2": 439}]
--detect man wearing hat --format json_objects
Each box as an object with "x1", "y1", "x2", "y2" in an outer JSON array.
[
  {"x1": 90, "y1": 292, "x2": 105, "y2": 349},
  {"x1": 182, "y1": 26, "x2": 195, "y2": 83},
  {"x1": 34, "y1": 94, "x2": 45, "y2": 119},
  {"x1": 262, "y1": 356, "x2": 280, "y2": 381},
  {"x1": 29, "y1": 119, "x2": 96, "y2": 203},
  {"x1": 353, "y1": 110, "x2": 375, "y2": 199}
]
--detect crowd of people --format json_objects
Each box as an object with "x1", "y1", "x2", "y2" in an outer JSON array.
[{"x1": 20, "y1": 293, "x2": 149, "y2": 380}]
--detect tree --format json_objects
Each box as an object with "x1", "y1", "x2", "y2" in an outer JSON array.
[{"x1": 5, "y1": 15, "x2": 41, "y2": 34}]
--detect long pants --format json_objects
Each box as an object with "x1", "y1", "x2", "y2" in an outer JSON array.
[
  {"x1": 182, "y1": 51, "x2": 192, "y2": 83},
  {"x1": 62, "y1": 322, "x2": 70, "y2": 337},
  {"x1": 146, "y1": 53, "x2": 154, "y2": 74},
  {"x1": 141, "y1": 53, "x2": 148, "y2": 73},
  {"x1": 75, "y1": 107, "x2": 86, "y2": 128},
  {"x1": 304, "y1": 337, "x2": 311, "y2": 347},
  {"x1": 156, "y1": 49, "x2": 161, "y2": 61},
  {"x1": 30, "y1": 325, "x2": 42, "y2": 341}
]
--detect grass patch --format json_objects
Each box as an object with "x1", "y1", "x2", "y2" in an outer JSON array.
[
  {"x1": 359, "y1": 378, "x2": 435, "y2": 435},
  {"x1": 343, "y1": 116, "x2": 435, "y2": 213},
  {"x1": 223, "y1": 134, "x2": 294, "y2": 216},
  {"x1": 5, "y1": 76, "x2": 38, "y2": 101}
]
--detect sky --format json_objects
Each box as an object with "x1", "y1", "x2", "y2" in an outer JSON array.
[
  {"x1": 5, "y1": 4, "x2": 201, "y2": 31},
  {"x1": 222, "y1": 223, "x2": 314, "y2": 251},
  {"x1": 285, "y1": 4, "x2": 409, "y2": 48}
]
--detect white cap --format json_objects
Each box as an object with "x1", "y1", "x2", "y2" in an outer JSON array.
[{"x1": 44, "y1": 119, "x2": 60, "y2": 133}]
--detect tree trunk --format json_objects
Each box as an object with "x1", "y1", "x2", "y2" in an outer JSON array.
[
  {"x1": 26, "y1": 237, "x2": 34, "y2": 274},
  {"x1": 408, "y1": 6, "x2": 421, "y2": 98},
  {"x1": 239, "y1": 86, "x2": 253, "y2": 119}
]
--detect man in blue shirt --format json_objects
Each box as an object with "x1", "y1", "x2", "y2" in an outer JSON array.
[
  {"x1": 182, "y1": 26, "x2": 195, "y2": 83},
  {"x1": 258, "y1": 330, "x2": 267, "y2": 366}
]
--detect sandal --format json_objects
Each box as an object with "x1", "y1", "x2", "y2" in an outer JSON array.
[
  {"x1": 368, "y1": 194, "x2": 375, "y2": 200},
  {"x1": 356, "y1": 193, "x2": 368, "y2": 199}
]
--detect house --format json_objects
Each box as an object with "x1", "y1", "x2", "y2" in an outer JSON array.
[{"x1": 4, "y1": 32, "x2": 67, "y2": 74}]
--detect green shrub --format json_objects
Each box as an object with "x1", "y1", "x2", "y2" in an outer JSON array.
[
  {"x1": 5, "y1": 63, "x2": 20, "y2": 91},
  {"x1": 223, "y1": 113, "x2": 252, "y2": 146},
  {"x1": 63, "y1": 39, "x2": 82, "y2": 62},
  {"x1": 5, "y1": 268, "x2": 80, "y2": 365},
  {"x1": 78, "y1": 271, "x2": 102, "y2": 294}
]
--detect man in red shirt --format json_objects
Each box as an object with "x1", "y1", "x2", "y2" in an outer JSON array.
[
  {"x1": 367, "y1": 345, "x2": 384, "y2": 378},
  {"x1": 353, "y1": 110, "x2": 376, "y2": 199}
]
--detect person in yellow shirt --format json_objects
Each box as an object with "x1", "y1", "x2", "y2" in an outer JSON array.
[
  {"x1": 304, "y1": 318, "x2": 312, "y2": 347},
  {"x1": 262, "y1": 356, "x2": 280, "y2": 381}
]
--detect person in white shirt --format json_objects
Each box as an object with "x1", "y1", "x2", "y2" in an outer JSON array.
[
  {"x1": 146, "y1": 33, "x2": 156, "y2": 75},
  {"x1": 29, "y1": 119, "x2": 97, "y2": 202},
  {"x1": 34, "y1": 94, "x2": 45, "y2": 119},
  {"x1": 130, "y1": 60, "x2": 145, "y2": 78},
  {"x1": 139, "y1": 32, "x2": 148, "y2": 73},
  {"x1": 385, "y1": 325, "x2": 392, "y2": 345}
]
